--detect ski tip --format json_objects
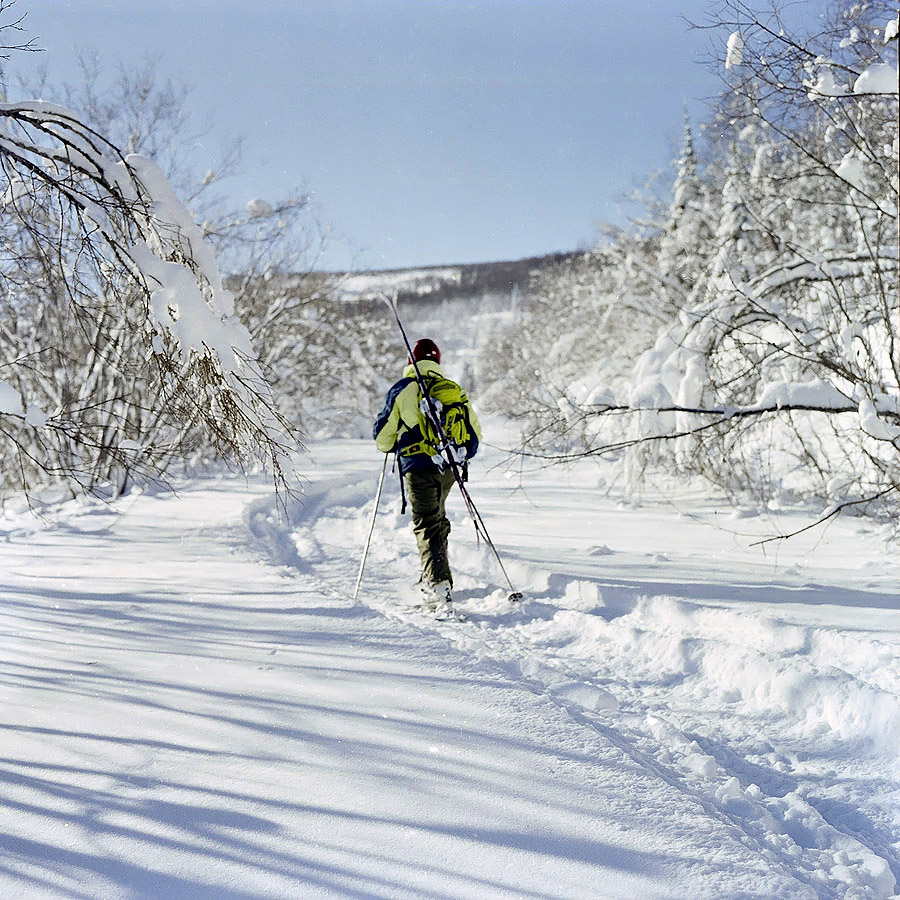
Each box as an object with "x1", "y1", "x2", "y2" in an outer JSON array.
[{"x1": 508, "y1": 591, "x2": 524, "y2": 603}]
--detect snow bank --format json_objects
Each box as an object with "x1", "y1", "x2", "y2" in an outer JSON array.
[{"x1": 240, "y1": 437, "x2": 900, "y2": 900}]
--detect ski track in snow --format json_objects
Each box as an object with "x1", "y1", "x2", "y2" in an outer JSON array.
[{"x1": 252, "y1": 438, "x2": 900, "y2": 900}]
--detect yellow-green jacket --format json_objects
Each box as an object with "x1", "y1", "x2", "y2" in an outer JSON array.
[{"x1": 373, "y1": 360, "x2": 482, "y2": 474}]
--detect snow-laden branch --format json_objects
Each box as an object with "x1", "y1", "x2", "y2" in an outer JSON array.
[
  {"x1": 0, "y1": 103, "x2": 255, "y2": 369},
  {"x1": 511, "y1": 401, "x2": 897, "y2": 465},
  {"x1": 548, "y1": 377, "x2": 898, "y2": 446},
  {"x1": 0, "y1": 100, "x2": 298, "y2": 497}
]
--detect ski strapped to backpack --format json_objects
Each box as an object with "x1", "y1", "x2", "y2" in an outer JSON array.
[
  {"x1": 405, "y1": 372, "x2": 474, "y2": 479},
  {"x1": 382, "y1": 293, "x2": 523, "y2": 603}
]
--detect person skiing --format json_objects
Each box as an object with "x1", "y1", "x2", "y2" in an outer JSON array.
[{"x1": 373, "y1": 338, "x2": 481, "y2": 613}]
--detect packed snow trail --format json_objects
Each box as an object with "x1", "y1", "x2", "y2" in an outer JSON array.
[
  {"x1": 0, "y1": 474, "x2": 781, "y2": 899},
  {"x1": 277, "y1": 438, "x2": 900, "y2": 900},
  {"x1": 0, "y1": 439, "x2": 896, "y2": 898}
]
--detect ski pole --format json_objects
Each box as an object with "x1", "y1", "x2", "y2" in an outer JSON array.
[
  {"x1": 381, "y1": 292, "x2": 523, "y2": 602},
  {"x1": 453, "y1": 478, "x2": 522, "y2": 601},
  {"x1": 353, "y1": 451, "x2": 390, "y2": 601}
]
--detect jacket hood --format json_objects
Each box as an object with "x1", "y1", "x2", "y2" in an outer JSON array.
[{"x1": 403, "y1": 359, "x2": 443, "y2": 380}]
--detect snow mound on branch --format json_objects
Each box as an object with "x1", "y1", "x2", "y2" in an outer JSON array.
[
  {"x1": 885, "y1": 17, "x2": 899, "y2": 43},
  {"x1": 725, "y1": 32, "x2": 744, "y2": 69},
  {"x1": 246, "y1": 198, "x2": 274, "y2": 219},
  {"x1": 24, "y1": 405, "x2": 48, "y2": 427},
  {"x1": 858, "y1": 398, "x2": 900, "y2": 441},
  {"x1": 629, "y1": 378, "x2": 673, "y2": 409},
  {"x1": 853, "y1": 62, "x2": 899, "y2": 94},
  {"x1": 134, "y1": 247, "x2": 250, "y2": 372},
  {"x1": 754, "y1": 379, "x2": 850, "y2": 411},
  {"x1": 836, "y1": 153, "x2": 868, "y2": 191},
  {"x1": 126, "y1": 155, "x2": 230, "y2": 303},
  {"x1": 807, "y1": 69, "x2": 848, "y2": 98},
  {"x1": 125, "y1": 154, "x2": 255, "y2": 372},
  {"x1": 0, "y1": 379, "x2": 48, "y2": 426}
]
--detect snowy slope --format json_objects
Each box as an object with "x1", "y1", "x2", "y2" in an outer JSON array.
[{"x1": 1, "y1": 432, "x2": 897, "y2": 899}]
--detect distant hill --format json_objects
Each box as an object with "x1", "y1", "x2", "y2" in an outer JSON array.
[{"x1": 336, "y1": 251, "x2": 580, "y2": 306}]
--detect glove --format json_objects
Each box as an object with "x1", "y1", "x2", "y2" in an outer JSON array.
[{"x1": 450, "y1": 445, "x2": 467, "y2": 464}]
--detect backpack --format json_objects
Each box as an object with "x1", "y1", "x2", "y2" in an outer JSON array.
[{"x1": 416, "y1": 374, "x2": 472, "y2": 454}]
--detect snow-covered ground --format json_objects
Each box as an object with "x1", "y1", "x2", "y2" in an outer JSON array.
[{"x1": 1, "y1": 432, "x2": 897, "y2": 899}]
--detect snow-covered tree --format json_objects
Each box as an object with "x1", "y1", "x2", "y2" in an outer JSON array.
[
  {"x1": 0, "y1": 32, "x2": 397, "y2": 502},
  {"x1": 235, "y1": 276, "x2": 396, "y2": 438},
  {"x1": 658, "y1": 116, "x2": 715, "y2": 295},
  {"x1": 618, "y1": 0, "x2": 899, "y2": 516},
  {"x1": 478, "y1": 127, "x2": 715, "y2": 461},
  {"x1": 37, "y1": 55, "x2": 401, "y2": 441},
  {"x1": 491, "y1": 0, "x2": 898, "y2": 526},
  {"x1": 38, "y1": 57, "x2": 395, "y2": 439},
  {"x1": 0, "y1": 99, "x2": 297, "y2": 499}
]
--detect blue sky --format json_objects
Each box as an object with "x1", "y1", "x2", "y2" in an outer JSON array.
[{"x1": 10, "y1": 0, "x2": 730, "y2": 270}]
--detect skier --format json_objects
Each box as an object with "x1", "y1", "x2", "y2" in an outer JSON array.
[{"x1": 373, "y1": 338, "x2": 482, "y2": 612}]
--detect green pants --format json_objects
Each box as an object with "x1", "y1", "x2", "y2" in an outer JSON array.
[{"x1": 405, "y1": 466, "x2": 456, "y2": 586}]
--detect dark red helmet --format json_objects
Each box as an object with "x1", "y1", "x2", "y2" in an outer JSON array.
[{"x1": 411, "y1": 338, "x2": 441, "y2": 364}]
